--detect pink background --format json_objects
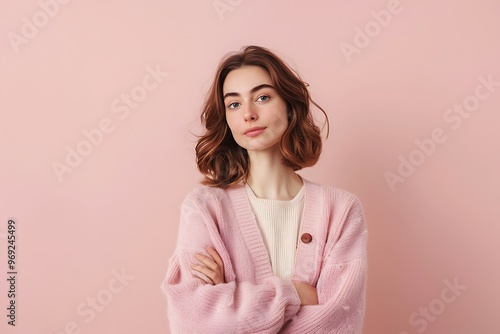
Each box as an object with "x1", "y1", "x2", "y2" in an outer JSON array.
[{"x1": 1, "y1": 1, "x2": 499, "y2": 333}]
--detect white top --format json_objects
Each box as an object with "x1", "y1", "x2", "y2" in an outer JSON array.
[{"x1": 245, "y1": 183, "x2": 305, "y2": 281}]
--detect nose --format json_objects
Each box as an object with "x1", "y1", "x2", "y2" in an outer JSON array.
[{"x1": 243, "y1": 103, "x2": 257, "y2": 122}]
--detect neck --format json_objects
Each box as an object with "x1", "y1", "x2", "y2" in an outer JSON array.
[{"x1": 246, "y1": 149, "x2": 303, "y2": 200}]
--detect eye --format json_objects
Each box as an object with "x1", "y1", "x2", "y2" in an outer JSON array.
[
  {"x1": 257, "y1": 95, "x2": 270, "y2": 102},
  {"x1": 228, "y1": 102, "x2": 240, "y2": 109}
]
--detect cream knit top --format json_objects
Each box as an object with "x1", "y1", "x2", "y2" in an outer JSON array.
[{"x1": 245, "y1": 183, "x2": 305, "y2": 281}]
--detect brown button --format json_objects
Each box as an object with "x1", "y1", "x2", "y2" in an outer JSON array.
[{"x1": 301, "y1": 233, "x2": 312, "y2": 244}]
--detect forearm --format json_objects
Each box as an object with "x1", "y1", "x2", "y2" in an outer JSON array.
[
  {"x1": 163, "y1": 255, "x2": 301, "y2": 333},
  {"x1": 280, "y1": 258, "x2": 367, "y2": 334}
]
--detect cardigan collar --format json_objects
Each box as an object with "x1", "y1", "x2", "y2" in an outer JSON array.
[{"x1": 227, "y1": 178, "x2": 323, "y2": 285}]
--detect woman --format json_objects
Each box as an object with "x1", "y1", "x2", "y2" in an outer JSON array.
[{"x1": 161, "y1": 45, "x2": 368, "y2": 333}]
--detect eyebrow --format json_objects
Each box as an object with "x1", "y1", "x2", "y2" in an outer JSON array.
[{"x1": 223, "y1": 84, "x2": 275, "y2": 100}]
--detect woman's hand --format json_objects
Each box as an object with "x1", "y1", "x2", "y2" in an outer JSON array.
[
  {"x1": 293, "y1": 281, "x2": 319, "y2": 306},
  {"x1": 191, "y1": 246, "x2": 225, "y2": 285}
]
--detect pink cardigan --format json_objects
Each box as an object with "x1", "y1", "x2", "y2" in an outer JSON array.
[{"x1": 161, "y1": 178, "x2": 368, "y2": 333}]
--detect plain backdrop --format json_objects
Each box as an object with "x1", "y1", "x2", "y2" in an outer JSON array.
[{"x1": 1, "y1": 1, "x2": 499, "y2": 333}]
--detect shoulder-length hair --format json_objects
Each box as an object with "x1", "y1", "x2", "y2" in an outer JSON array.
[{"x1": 195, "y1": 45, "x2": 329, "y2": 188}]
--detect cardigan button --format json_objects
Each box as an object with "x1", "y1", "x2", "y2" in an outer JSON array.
[{"x1": 301, "y1": 233, "x2": 312, "y2": 244}]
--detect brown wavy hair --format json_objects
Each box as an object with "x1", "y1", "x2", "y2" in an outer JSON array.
[{"x1": 195, "y1": 45, "x2": 329, "y2": 188}]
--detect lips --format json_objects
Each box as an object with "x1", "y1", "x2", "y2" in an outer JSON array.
[{"x1": 244, "y1": 127, "x2": 266, "y2": 137}]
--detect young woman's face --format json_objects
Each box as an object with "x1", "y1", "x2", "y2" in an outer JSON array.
[{"x1": 223, "y1": 66, "x2": 288, "y2": 154}]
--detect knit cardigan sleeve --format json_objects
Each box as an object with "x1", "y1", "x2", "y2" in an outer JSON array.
[
  {"x1": 161, "y1": 188, "x2": 301, "y2": 334},
  {"x1": 279, "y1": 192, "x2": 368, "y2": 334}
]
